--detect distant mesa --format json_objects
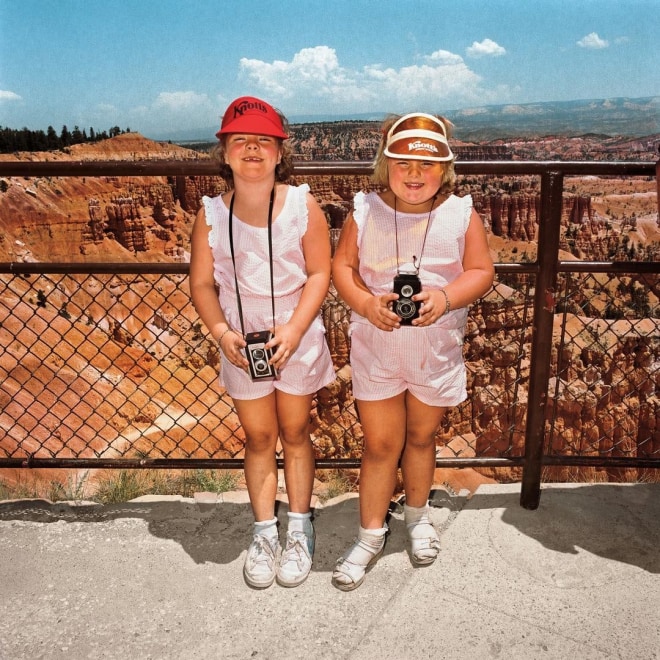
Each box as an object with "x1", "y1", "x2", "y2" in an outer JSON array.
[{"x1": 153, "y1": 96, "x2": 659, "y2": 143}]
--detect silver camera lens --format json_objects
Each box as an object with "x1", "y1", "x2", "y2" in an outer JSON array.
[
  {"x1": 400, "y1": 284, "x2": 414, "y2": 298},
  {"x1": 254, "y1": 359, "x2": 268, "y2": 373},
  {"x1": 396, "y1": 300, "x2": 416, "y2": 318}
]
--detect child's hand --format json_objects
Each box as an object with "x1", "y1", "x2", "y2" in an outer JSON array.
[
  {"x1": 364, "y1": 293, "x2": 401, "y2": 331},
  {"x1": 266, "y1": 324, "x2": 302, "y2": 370},
  {"x1": 412, "y1": 290, "x2": 446, "y2": 326},
  {"x1": 220, "y1": 330, "x2": 249, "y2": 371}
]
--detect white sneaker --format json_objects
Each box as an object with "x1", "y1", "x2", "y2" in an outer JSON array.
[
  {"x1": 276, "y1": 530, "x2": 315, "y2": 587},
  {"x1": 243, "y1": 534, "x2": 280, "y2": 589}
]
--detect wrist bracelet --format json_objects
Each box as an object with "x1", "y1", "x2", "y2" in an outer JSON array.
[
  {"x1": 218, "y1": 327, "x2": 233, "y2": 345},
  {"x1": 440, "y1": 289, "x2": 451, "y2": 316}
]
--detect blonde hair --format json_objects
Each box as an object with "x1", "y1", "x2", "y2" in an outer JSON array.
[
  {"x1": 372, "y1": 113, "x2": 456, "y2": 191},
  {"x1": 210, "y1": 108, "x2": 294, "y2": 188}
]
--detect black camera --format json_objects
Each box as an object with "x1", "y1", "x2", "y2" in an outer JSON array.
[
  {"x1": 392, "y1": 272, "x2": 422, "y2": 324},
  {"x1": 245, "y1": 330, "x2": 277, "y2": 380}
]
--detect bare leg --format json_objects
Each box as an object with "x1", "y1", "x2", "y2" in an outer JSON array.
[
  {"x1": 400, "y1": 392, "x2": 446, "y2": 507},
  {"x1": 275, "y1": 391, "x2": 315, "y2": 513},
  {"x1": 234, "y1": 393, "x2": 279, "y2": 522},
  {"x1": 331, "y1": 394, "x2": 405, "y2": 591},
  {"x1": 399, "y1": 393, "x2": 445, "y2": 565},
  {"x1": 333, "y1": 392, "x2": 446, "y2": 588},
  {"x1": 355, "y1": 393, "x2": 407, "y2": 529}
]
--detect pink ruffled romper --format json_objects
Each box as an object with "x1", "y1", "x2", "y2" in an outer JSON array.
[
  {"x1": 202, "y1": 184, "x2": 335, "y2": 400},
  {"x1": 348, "y1": 191, "x2": 472, "y2": 407}
]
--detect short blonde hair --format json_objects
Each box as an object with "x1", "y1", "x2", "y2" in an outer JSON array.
[{"x1": 372, "y1": 113, "x2": 456, "y2": 192}]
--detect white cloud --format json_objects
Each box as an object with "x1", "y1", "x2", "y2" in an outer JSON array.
[
  {"x1": 466, "y1": 39, "x2": 506, "y2": 58},
  {"x1": 424, "y1": 50, "x2": 465, "y2": 65},
  {"x1": 577, "y1": 33, "x2": 609, "y2": 49},
  {"x1": 240, "y1": 46, "x2": 346, "y2": 97},
  {"x1": 122, "y1": 92, "x2": 217, "y2": 136},
  {"x1": 0, "y1": 90, "x2": 22, "y2": 102},
  {"x1": 239, "y1": 45, "x2": 503, "y2": 114},
  {"x1": 96, "y1": 103, "x2": 117, "y2": 114},
  {"x1": 153, "y1": 91, "x2": 211, "y2": 111}
]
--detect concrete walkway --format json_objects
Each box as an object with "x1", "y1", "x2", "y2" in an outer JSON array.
[{"x1": 1, "y1": 483, "x2": 659, "y2": 660}]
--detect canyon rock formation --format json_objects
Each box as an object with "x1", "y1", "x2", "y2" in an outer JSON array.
[{"x1": 0, "y1": 133, "x2": 658, "y2": 492}]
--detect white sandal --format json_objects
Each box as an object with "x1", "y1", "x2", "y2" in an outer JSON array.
[
  {"x1": 407, "y1": 520, "x2": 440, "y2": 565},
  {"x1": 331, "y1": 527, "x2": 388, "y2": 591}
]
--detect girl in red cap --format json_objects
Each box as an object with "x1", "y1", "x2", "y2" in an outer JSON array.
[
  {"x1": 331, "y1": 112, "x2": 494, "y2": 590},
  {"x1": 190, "y1": 97, "x2": 335, "y2": 589}
]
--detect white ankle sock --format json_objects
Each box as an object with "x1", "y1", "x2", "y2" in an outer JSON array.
[
  {"x1": 404, "y1": 503, "x2": 430, "y2": 526},
  {"x1": 405, "y1": 503, "x2": 437, "y2": 540},
  {"x1": 254, "y1": 517, "x2": 279, "y2": 541},
  {"x1": 287, "y1": 511, "x2": 313, "y2": 536},
  {"x1": 358, "y1": 525, "x2": 388, "y2": 548}
]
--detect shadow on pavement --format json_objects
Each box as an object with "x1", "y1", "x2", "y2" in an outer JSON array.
[
  {"x1": 1, "y1": 482, "x2": 658, "y2": 574},
  {"x1": 466, "y1": 483, "x2": 660, "y2": 574}
]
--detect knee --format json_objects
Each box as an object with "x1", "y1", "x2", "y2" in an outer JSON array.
[
  {"x1": 363, "y1": 436, "x2": 403, "y2": 462},
  {"x1": 245, "y1": 429, "x2": 278, "y2": 454},
  {"x1": 279, "y1": 422, "x2": 311, "y2": 450},
  {"x1": 405, "y1": 431, "x2": 436, "y2": 452}
]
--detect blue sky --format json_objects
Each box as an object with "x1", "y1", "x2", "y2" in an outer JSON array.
[{"x1": 1, "y1": 0, "x2": 658, "y2": 139}]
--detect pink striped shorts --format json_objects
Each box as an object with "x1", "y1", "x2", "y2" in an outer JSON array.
[
  {"x1": 219, "y1": 316, "x2": 335, "y2": 401},
  {"x1": 349, "y1": 321, "x2": 467, "y2": 407}
]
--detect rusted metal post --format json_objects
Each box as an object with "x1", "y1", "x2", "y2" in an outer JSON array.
[{"x1": 520, "y1": 170, "x2": 564, "y2": 509}]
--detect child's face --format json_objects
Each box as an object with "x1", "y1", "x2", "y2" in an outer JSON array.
[
  {"x1": 387, "y1": 158, "x2": 445, "y2": 208},
  {"x1": 224, "y1": 134, "x2": 282, "y2": 179}
]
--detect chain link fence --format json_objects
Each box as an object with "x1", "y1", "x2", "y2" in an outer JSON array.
[
  {"x1": 1, "y1": 264, "x2": 656, "y2": 475},
  {"x1": 0, "y1": 160, "x2": 658, "y2": 508},
  {"x1": 0, "y1": 266, "x2": 524, "y2": 462}
]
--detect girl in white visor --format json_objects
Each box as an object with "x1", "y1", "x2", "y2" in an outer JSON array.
[{"x1": 331, "y1": 112, "x2": 494, "y2": 590}]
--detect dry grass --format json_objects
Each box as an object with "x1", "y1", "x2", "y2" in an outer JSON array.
[{"x1": 0, "y1": 469, "x2": 241, "y2": 504}]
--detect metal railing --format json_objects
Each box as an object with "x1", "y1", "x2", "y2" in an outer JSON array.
[{"x1": 0, "y1": 158, "x2": 657, "y2": 509}]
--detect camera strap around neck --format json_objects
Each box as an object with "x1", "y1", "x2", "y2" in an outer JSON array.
[
  {"x1": 394, "y1": 194, "x2": 436, "y2": 274},
  {"x1": 228, "y1": 187, "x2": 276, "y2": 338}
]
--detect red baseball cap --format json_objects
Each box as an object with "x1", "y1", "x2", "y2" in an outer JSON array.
[{"x1": 216, "y1": 96, "x2": 289, "y2": 139}]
